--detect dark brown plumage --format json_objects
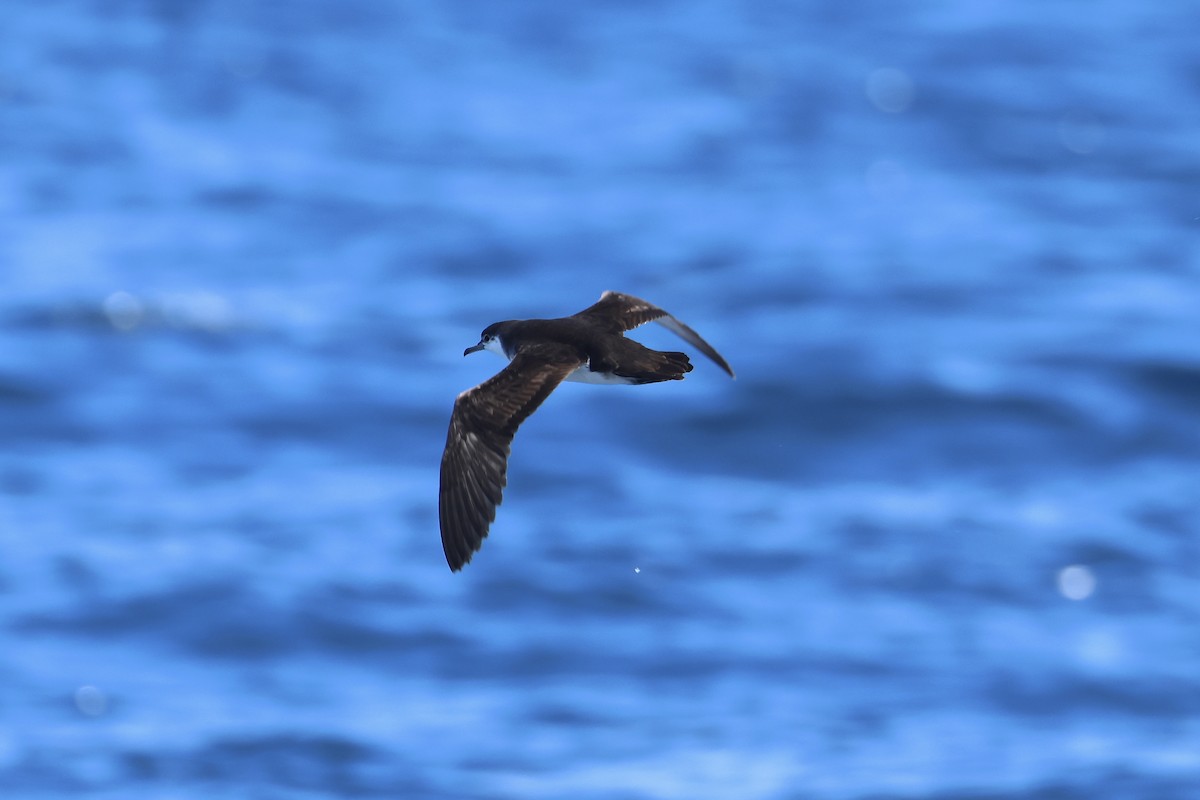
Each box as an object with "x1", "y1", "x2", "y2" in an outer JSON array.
[{"x1": 439, "y1": 291, "x2": 734, "y2": 571}]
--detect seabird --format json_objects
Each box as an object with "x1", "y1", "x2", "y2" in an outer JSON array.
[{"x1": 439, "y1": 291, "x2": 735, "y2": 571}]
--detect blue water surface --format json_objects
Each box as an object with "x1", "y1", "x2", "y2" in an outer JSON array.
[{"x1": 2, "y1": 2, "x2": 1199, "y2": 798}]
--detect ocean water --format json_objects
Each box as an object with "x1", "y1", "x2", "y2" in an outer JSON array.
[{"x1": 2, "y1": 2, "x2": 1199, "y2": 798}]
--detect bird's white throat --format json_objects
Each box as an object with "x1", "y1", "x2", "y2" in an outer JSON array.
[{"x1": 482, "y1": 337, "x2": 508, "y2": 358}]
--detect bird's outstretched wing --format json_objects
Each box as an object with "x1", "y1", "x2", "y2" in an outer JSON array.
[
  {"x1": 573, "y1": 291, "x2": 735, "y2": 378},
  {"x1": 439, "y1": 344, "x2": 584, "y2": 571}
]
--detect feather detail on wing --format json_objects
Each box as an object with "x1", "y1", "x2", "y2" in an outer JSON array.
[{"x1": 439, "y1": 344, "x2": 584, "y2": 571}]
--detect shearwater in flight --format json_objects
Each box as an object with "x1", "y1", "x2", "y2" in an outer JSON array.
[{"x1": 439, "y1": 291, "x2": 735, "y2": 571}]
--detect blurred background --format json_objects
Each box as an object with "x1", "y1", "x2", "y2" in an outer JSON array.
[{"x1": 1, "y1": 1, "x2": 1198, "y2": 798}]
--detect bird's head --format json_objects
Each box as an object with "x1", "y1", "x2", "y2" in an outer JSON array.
[{"x1": 464, "y1": 321, "x2": 512, "y2": 358}]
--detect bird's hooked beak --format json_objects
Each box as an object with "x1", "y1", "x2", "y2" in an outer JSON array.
[{"x1": 464, "y1": 341, "x2": 485, "y2": 356}]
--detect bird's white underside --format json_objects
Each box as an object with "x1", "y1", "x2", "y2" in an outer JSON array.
[
  {"x1": 483, "y1": 341, "x2": 635, "y2": 385},
  {"x1": 564, "y1": 364, "x2": 636, "y2": 385}
]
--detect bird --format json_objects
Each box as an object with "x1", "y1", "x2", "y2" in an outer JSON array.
[{"x1": 439, "y1": 291, "x2": 735, "y2": 571}]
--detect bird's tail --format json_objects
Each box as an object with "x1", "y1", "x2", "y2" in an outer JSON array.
[{"x1": 612, "y1": 341, "x2": 694, "y2": 384}]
